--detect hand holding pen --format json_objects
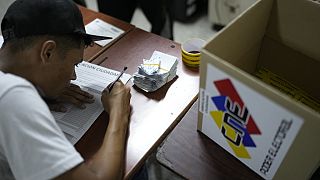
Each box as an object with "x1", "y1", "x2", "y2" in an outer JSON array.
[
  {"x1": 107, "y1": 66, "x2": 128, "y2": 92},
  {"x1": 101, "y1": 66, "x2": 131, "y2": 116}
]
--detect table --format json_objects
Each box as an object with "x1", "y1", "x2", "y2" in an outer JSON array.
[
  {"x1": 75, "y1": 9, "x2": 200, "y2": 179},
  {"x1": 79, "y1": 6, "x2": 135, "y2": 61},
  {"x1": 77, "y1": 6, "x2": 320, "y2": 180},
  {"x1": 156, "y1": 99, "x2": 262, "y2": 180}
]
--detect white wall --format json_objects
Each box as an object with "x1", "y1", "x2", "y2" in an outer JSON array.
[{"x1": 0, "y1": 0, "x2": 15, "y2": 35}]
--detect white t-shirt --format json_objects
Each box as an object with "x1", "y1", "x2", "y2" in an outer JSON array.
[{"x1": 0, "y1": 71, "x2": 84, "y2": 180}]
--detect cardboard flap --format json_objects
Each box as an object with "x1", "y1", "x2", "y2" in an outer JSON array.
[
  {"x1": 266, "y1": 0, "x2": 320, "y2": 61},
  {"x1": 203, "y1": 0, "x2": 273, "y2": 73}
]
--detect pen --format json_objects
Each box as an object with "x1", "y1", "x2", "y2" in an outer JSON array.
[{"x1": 107, "y1": 66, "x2": 128, "y2": 92}]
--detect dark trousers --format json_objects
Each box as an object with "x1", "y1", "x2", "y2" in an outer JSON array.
[
  {"x1": 73, "y1": 0, "x2": 86, "y2": 6},
  {"x1": 97, "y1": 0, "x2": 173, "y2": 40}
]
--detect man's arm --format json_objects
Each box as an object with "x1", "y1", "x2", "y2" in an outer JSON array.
[{"x1": 55, "y1": 82, "x2": 131, "y2": 180}]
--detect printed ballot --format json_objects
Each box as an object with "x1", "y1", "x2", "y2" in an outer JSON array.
[{"x1": 52, "y1": 62, "x2": 131, "y2": 144}]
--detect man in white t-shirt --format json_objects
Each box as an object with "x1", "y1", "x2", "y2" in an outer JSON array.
[{"x1": 0, "y1": 0, "x2": 131, "y2": 180}]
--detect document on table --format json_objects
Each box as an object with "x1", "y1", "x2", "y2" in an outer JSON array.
[
  {"x1": 85, "y1": 18, "x2": 125, "y2": 47},
  {"x1": 52, "y1": 61, "x2": 132, "y2": 145}
]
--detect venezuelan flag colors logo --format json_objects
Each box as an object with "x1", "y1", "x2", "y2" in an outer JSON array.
[{"x1": 210, "y1": 79, "x2": 261, "y2": 159}]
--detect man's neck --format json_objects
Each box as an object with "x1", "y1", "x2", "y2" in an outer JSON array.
[
  {"x1": 0, "y1": 48, "x2": 13, "y2": 73},
  {"x1": 0, "y1": 48, "x2": 35, "y2": 78}
]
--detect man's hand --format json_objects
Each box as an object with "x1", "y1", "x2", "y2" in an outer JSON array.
[
  {"x1": 101, "y1": 81, "x2": 131, "y2": 116},
  {"x1": 55, "y1": 82, "x2": 131, "y2": 180},
  {"x1": 47, "y1": 84, "x2": 94, "y2": 112}
]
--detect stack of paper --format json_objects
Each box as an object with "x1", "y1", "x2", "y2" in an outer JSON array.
[{"x1": 133, "y1": 51, "x2": 178, "y2": 92}]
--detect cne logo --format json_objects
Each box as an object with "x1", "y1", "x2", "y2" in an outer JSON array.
[{"x1": 210, "y1": 79, "x2": 261, "y2": 158}]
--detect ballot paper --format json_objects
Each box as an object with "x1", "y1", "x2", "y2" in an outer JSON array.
[
  {"x1": 85, "y1": 18, "x2": 125, "y2": 47},
  {"x1": 52, "y1": 61, "x2": 131, "y2": 144},
  {"x1": 0, "y1": 35, "x2": 3, "y2": 48},
  {"x1": 133, "y1": 51, "x2": 178, "y2": 92}
]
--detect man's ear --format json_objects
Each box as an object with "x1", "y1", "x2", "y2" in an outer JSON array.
[{"x1": 40, "y1": 40, "x2": 57, "y2": 63}]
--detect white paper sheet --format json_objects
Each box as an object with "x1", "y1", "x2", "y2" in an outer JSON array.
[
  {"x1": 52, "y1": 61, "x2": 131, "y2": 144},
  {"x1": 85, "y1": 18, "x2": 125, "y2": 47}
]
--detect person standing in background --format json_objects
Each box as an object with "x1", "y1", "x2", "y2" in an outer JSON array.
[{"x1": 97, "y1": 0, "x2": 174, "y2": 40}]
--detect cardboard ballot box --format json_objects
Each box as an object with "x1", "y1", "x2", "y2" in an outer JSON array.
[{"x1": 197, "y1": 0, "x2": 320, "y2": 179}]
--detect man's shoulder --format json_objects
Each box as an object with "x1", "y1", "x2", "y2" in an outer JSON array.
[
  {"x1": 0, "y1": 71, "x2": 35, "y2": 98},
  {"x1": 0, "y1": 71, "x2": 53, "y2": 128},
  {"x1": 0, "y1": 71, "x2": 45, "y2": 113}
]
